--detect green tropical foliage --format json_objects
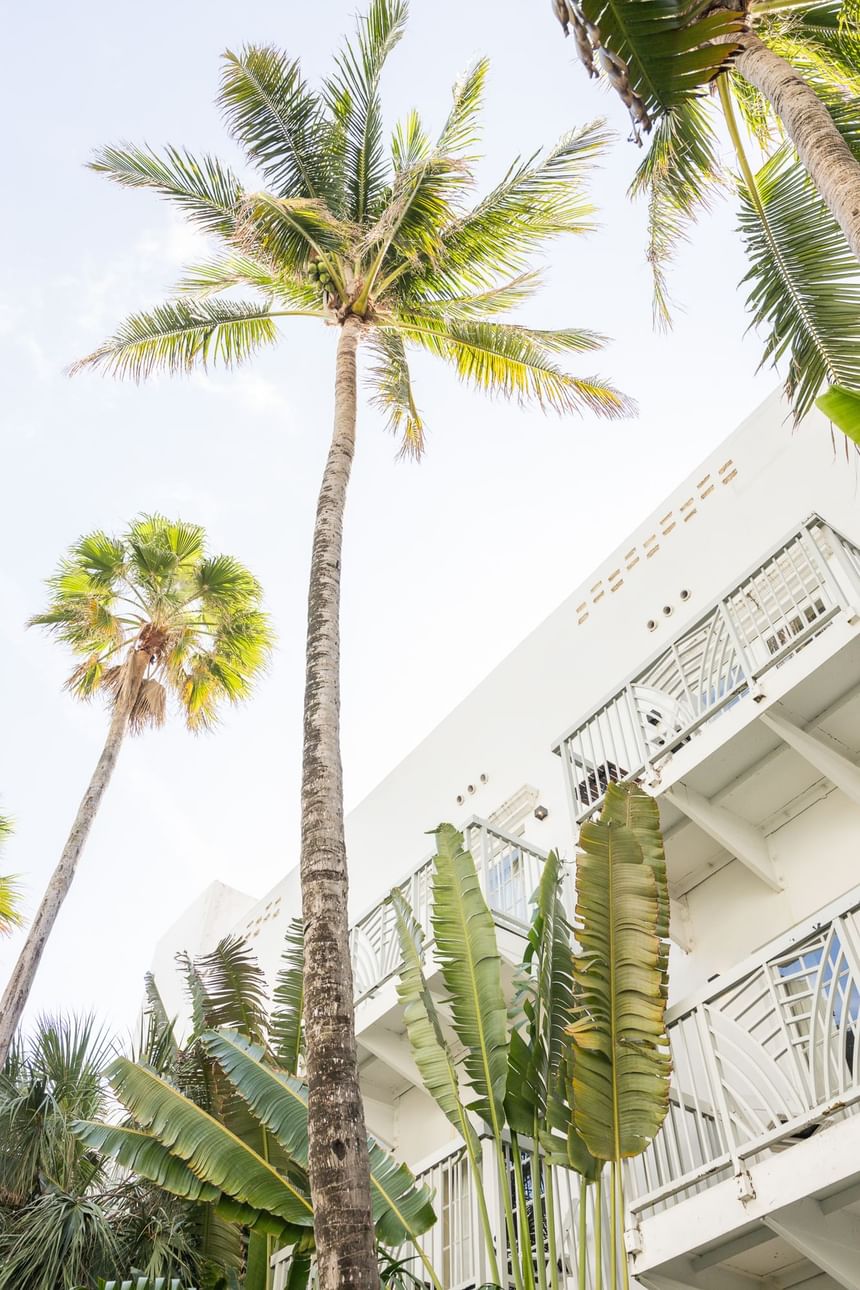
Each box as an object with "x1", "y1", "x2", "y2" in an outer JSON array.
[
  {"x1": 75, "y1": 0, "x2": 630, "y2": 432},
  {"x1": 32, "y1": 516, "x2": 273, "y2": 732},
  {"x1": 392, "y1": 787, "x2": 671, "y2": 1290},
  {"x1": 74, "y1": 937, "x2": 437, "y2": 1290},
  {"x1": 0, "y1": 813, "x2": 24, "y2": 937},
  {"x1": 551, "y1": 0, "x2": 860, "y2": 435},
  {"x1": 0, "y1": 1016, "x2": 204, "y2": 1290}
]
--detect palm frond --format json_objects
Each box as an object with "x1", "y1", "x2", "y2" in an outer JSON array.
[
  {"x1": 192, "y1": 936, "x2": 269, "y2": 1045},
  {"x1": 71, "y1": 299, "x2": 278, "y2": 380},
  {"x1": 88, "y1": 144, "x2": 242, "y2": 236},
  {"x1": 737, "y1": 142, "x2": 860, "y2": 422},
  {"x1": 629, "y1": 98, "x2": 723, "y2": 330},
  {"x1": 386, "y1": 317, "x2": 631, "y2": 418},
  {"x1": 817, "y1": 382, "x2": 860, "y2": 443},
  {"x1": 574, "y1": 0, "x2": 743, "y2": 124},
  {"x1": 325, "y1": 0, "x2": 408, "y2": 221},
  {"x1": 270, "y1": 918, "x2": 305, "y2": 1076},
  {"x1": 238, "y1": 192, "x2": 353, "y2": 274},
  {"x1": 366, "y1": 331, "x2": 425, "y2": 458},
  {"x1": 420, "y1": 123, "x2": 610, "y2": 293},
  {"x1": 219, "y1": 46, "x2": 336, "y2": 204},
  {"x1": 437, "y1": 58, "x2": 489, "y2": 157}
]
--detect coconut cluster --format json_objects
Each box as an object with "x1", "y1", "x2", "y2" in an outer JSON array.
[{"x1": 307, "y1": 259, "x2": 335, "y2": 297}]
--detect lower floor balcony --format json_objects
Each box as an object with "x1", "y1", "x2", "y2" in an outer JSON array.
[{"x1": 628, "y1": 881, "x2": 860, "y2": 1287}]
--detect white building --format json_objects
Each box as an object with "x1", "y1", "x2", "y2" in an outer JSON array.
[{"x1": 152, "y1": 390, "x2": 860, "y2": 1289}]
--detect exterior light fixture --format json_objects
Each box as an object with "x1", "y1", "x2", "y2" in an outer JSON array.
[{"x1": 534, "y1": 804, "x2": 549, "y2": 821}]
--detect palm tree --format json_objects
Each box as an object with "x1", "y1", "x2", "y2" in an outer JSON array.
[
  {"x1": 0, "y1": 517, "x2": 273, "y2": 1070},
  {"x1": 549, "y1": 0, "x2": 860, "y2": 438},
  {"x1": 72, "y1": 3, "x2": 630, "y2": 1283},
  {"x1": 0, "y1": 815, "x2": 24, "y2": 939}
]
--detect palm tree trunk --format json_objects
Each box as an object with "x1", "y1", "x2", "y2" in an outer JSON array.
[
  {"x1": 0, "y1": 650, "x2": 147, "y2": 1068},
  {"x1": 300, "y1": 313, "x2": 378, "y2": 1290},
  {"x1": 735, "y1": 33, "x2": 860, "y2": 261}
]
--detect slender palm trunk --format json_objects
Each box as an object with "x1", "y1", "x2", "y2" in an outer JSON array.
[
  {"x1": 735, "y1": 33, "x2": 860, "y2": 261},
  {"x1": 300, "y1": 314, "x2": 378, "y2": 1290},
  {"x1": 0, "y1": 650, "x2": 148, "y2": 1068}
]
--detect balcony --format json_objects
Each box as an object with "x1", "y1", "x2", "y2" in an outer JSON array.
[
  {"x1": 555, "y1": 517, "x2": 860, "y2": 824},
  {"x1": 626, "y1": 882, "x2": 860, "y2": 1278},
  {"x1": 349, "y1": 818, "x2": 550, "y2": 1003}
]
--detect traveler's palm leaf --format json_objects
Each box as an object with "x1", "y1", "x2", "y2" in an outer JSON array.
[
  {"x1": 569, "y1": 820, "x2": 671, "y2": 1160},
  {"x1": 429, "y1": 824, "x2": 508, "y2": 1132}
]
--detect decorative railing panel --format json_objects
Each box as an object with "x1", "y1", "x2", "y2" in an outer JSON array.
[
  {"x1": 557, "y1": 517, "x2": 860, "y2": 822},
  {"x1": 626, "y1": 886, "x2": 860, "y2": 1218},
  {"x1": 349, "y1": 819, "x2": 548, "y2": 1002}
]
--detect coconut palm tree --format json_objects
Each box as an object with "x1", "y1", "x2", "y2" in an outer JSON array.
[
  {"x1": 0, "y1": 517, "x2": 273, "y2": 1070},
  {"x1": 549, "y1": 0, "x2": 860, "y2": 439},
  {"x1": 72, "y1": 3, "x2": 629, "y2": 1283},
  {"x1": 0, "y1": 815, "x2": 24, "y2": 939}
]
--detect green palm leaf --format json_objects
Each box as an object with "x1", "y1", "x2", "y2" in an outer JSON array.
[
  {"x1": 72, "y1": 1121, "x2": 222, "y2": 1203},
  {"x1": 219, "y1": 46, "x2": 335, "y2": 204},
  {"x1": 0, "y1": 814, "x2": 23, "y2": 937},
  {"x1": 193, "y1": 937, "x2": 269, "y2": 1045},
  {"x1": 576, "y1": 0, "x2": 743, "y2": 123},
  {"x1": 737, "y1": 142, "x2": 860, "y2": 422},
  {"x1": 366, "y1": 331, "x2": 425, "y2": 459},
  {"x1": 103, "y1": 1057, "x2": 315, "y2": 1227},
  {"x1": 71, "y1": 300, "x2": 279, "y2": 380},
  {"x1": 569, "y1": 821, "x2": 671, "y2": 1161},
  {"x1": 387, "y1": 317, "x2": 630, "y2": 418},
  {"x1": 600, "y1": 782, "x2": 670, "y2": 945},
  {"x1": 428, "y1": 824, "x2": 508, "y2": 1131},
  {"x1": 325, "y1": 0, "x2": 408, "y2": 221},
  {"x1": 89, "y1": 144, "x2": 242, "y2": 236},
  {"x1": 270, "y1": 918, "x2": 305, "y2": 1076}
]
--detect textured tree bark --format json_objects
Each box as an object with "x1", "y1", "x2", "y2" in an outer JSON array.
[
  {"x1": 735, "y1": 33, "x2": 860, "y2": 261},
  {"x1": 0, "y1": 649, "x2": 148, "y2": 1067},
  {"x1": 300, "y1": 314, "x2": 378, "y2": 1289}
]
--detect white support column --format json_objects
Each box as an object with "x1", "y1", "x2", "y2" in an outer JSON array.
[
  {"x1": 664, "y1": 783, "x2": 782, "y2": 891},
  {"x1": 764, "y1": 1198, "x2": 860, "y2": 1290},
  {"x1": 760, "y1": 708, "x2": 860, "y2": 809}
]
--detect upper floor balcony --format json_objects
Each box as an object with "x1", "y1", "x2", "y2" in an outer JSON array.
[
  {"x1": 554, "y1": 516, "x2": 860, "y2": 826},
  {"x1": 349, "y1": 817, "x2": 552, "y2": 1004}
]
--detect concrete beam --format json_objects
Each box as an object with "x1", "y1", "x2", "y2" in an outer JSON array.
[
  {"x1": 639, "y1": 1267, "x2": 759, "y2": 1290},
  {"x1": 764, "y1": 1198, "x2": 860, "y2": 1290},
  {"x1": 664, "y1": 783, "x2": 782, "y2": 891},
  {"x1": 358, "y1": 1028, "x2": 425, "y2": 1091},
  {"x1": 760, "y1": 708, "x2": 860, "y2": 810}
]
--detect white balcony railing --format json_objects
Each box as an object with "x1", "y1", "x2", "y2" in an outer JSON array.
[
  {"x1": 555, "y1": 516, "x2": 860, "y2": 823},
  {"x1": 349, "y1": 818, "x2": 549, "y2": 1003},
  {"x1": 626, "y1": 883, "x2": 860, "y2": 1220}
]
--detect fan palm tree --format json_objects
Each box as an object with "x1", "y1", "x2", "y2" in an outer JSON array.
[
  {"x1": 549, "y1": 0, "x2": 860, "y2": 439},
  {"x1": 0, "y1": 517, "x2": 273, "y2": 1070},
  {"x1": 0, "y1": 815, "x2": 24, "y2": 939},
  {"x1": 72, "y1": 3, "x2": 630, "y2": 1283}
]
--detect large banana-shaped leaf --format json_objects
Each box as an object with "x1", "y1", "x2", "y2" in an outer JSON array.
[
  {"x1": 104, "y1": 1057, "x2": 315, "y2": 1227},
  {"x1": 600, "y1": 781, "x2": 670, "y2": 946},
  {"x1": 569, "y1": 821, "x2": 671, "y2": 1161},
  {"x1": 203, "y1": 1028, "x2": 436, "y2": 1246},
  {"x1": 390, "y1": 888, "x2": 481, "y2": 1158},
  {"x1": 429, "y1": 824, "x2": 508, "y2": 1131},
  {"x1": 505, "y1": 851, "x2": 573, "y2": 1135}
]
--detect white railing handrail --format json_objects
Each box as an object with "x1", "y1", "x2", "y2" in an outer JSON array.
[
  {"x1": 553, "y1": 516, "x2": 860, "y2": 823},
  {"x1": 551, "y1": 513, "x2": 844, "y2": 754},
  {"x1": 666, "y1": 880, "x2": 860, "y2": 1024}
]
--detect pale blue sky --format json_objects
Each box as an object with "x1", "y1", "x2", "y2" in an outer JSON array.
[{"x1": 0, "y1": 0, "x2": 779, "y2": 1032}]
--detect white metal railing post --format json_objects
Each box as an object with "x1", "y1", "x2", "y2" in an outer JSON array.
[
  {"x1": 715, "y1": 596, "x2": 755, "y2": 684},
  {"x1": 693, "y1": 1005, "x2": 743, "y2": 1179},
  {"x1": 812, "y1": 519, "x2": 860, "y2": 617}
]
